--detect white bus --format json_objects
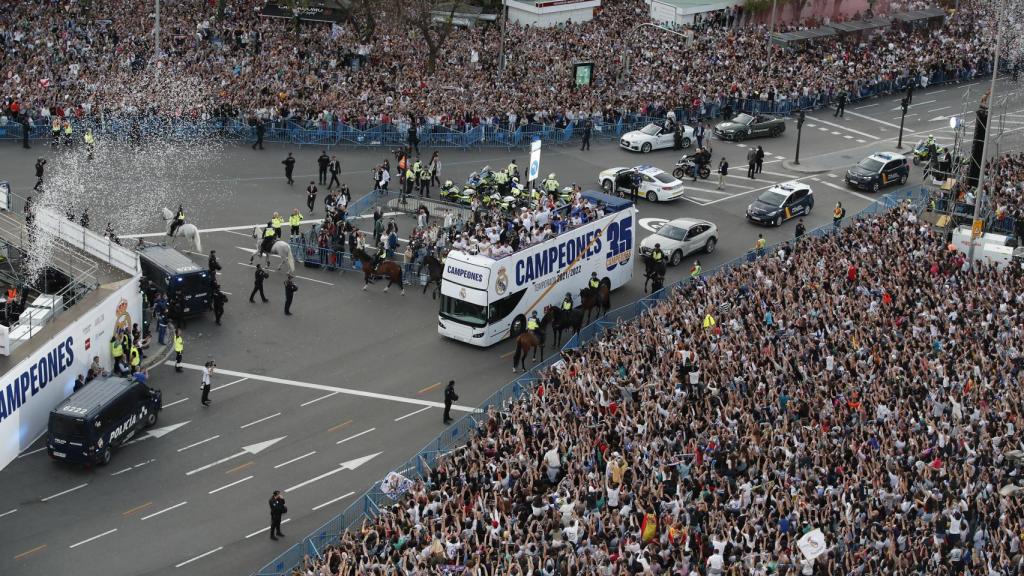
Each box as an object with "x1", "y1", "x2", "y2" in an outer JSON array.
[{"x1": 438, "y1": 192, "x2": 636, "y2": 346}]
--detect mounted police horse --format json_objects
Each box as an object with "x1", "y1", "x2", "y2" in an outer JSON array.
[
  {"x1": 643, "y1": 256, "x2": 667, "y2": 293},
  {"x1": 354, "y1": 249, "x2": 405, "y2": 294},
  {"x1": 512, "y1": 308, "x2": 555, "y2": 372},
  {"x1": 421, "y1": 254, "x2": 444, "y2": 299},
  {"x1": 579, "y1": 278, "x2": 611, "y2": 323},
  {"x1": 160, "y1": 207, "x2": 202, "y2": 253},
  {"x1": 551, "y1": 305, "x2": 584, "y2": 348},
  {"x1": 249, "y1": 228, "x2": 295, "y2": 273}
]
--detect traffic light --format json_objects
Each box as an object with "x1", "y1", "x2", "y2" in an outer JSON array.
[
  {"x1": 900, "y1": 98, "x2": 909, "y2": 113},
  {"x1": 797, "y1": 110, "x2": 805, "y2": 129}
]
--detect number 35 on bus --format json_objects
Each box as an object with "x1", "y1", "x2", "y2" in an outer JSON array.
[{"x1": 438, "y1": 192, "x2": 635, "y2": 346}]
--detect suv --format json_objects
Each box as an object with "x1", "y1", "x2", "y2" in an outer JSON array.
[
  {"x1": 48, "y1": 376, "x2": 162, "y2": 466},
  {"x1": 845, "y1": 152, "x2": 909, "y2": 192},
  {"x1": 747, "y1": 182, "x2": 814, "y2": 226}
]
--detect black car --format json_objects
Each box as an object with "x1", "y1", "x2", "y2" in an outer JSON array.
[
  {"x1": 747, "y1": 183, "x2": 814, "y2": 226},
  {"x1": 714, "y1": 113, "x2": 786, "y2": 141},
  {"x1": 845, "y1": 152, "x2": 910, "y2": 192}
]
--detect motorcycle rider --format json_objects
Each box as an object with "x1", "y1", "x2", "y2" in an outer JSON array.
[
  {"x1": 441, "y1": 179, "x2": 459, "y2": 200},
  {"x1": 542, "y1": 173, "x2": 560, "y2": 196}
]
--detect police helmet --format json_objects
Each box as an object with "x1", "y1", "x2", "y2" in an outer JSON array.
[
  {"x1": 655, "y1": 243, "x2": 661, "y2": 249},
  {"x1": 445, "y1": 179, "x2": 452, "y2": 187},
  {"x1": 549, "y1": 173, "x2": 556, "y2": 179},
  {"x1": 565, "y1": 292, "x2": 571, "y2": 299},
  {"x1": 531, "y1": 310, "x2": 538, "y2": 317},
  {"x1": 591, "y1": 272, "x2": 597, "y2": 277}
]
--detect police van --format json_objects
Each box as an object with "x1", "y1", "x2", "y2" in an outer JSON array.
[
  {"x1": 138, "y1": 244, "x2": 211, "y2": 315},
  {"x1": 47, "y1": 376, "x2": 162, "y2": 465},
  {"x1": 438, "y1": 191, "x2": 635, "y2": 346}
]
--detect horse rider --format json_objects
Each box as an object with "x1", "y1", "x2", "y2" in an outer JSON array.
[
  {"x1": 650, "y1": 243, "x2": 665, "y2": 265},
  {"x1": 561, "y1": 292, "x2": 573, "y2": 312},
  {"x1": 588, "y1": 272, "x2": 600, "y2": 291},
  {"x1": 261, "y1": 221, "x2": 276, "y2": 254},
  {"x1": 168, "y1": 204, "x2": 185, "y2": 237},
  {"x1": 373, "y1": 240, "x2": 387, "y2": 269},
  {"x1": 271, "y1": 212, "x2": 283, "y2": 239},
  {"x1": 527, "y1": 310, "x2": 541, "y2": 336}
]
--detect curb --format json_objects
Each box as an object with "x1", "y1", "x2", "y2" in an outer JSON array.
[
  {"x1": 140, "y1": 323, "x2": 177, "y2": 371},
  {"x1": 781, "y1": 160, "x2": 834, "y2": 175}
]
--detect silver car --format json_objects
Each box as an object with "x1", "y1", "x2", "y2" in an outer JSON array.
[{"x1": 639, "y1": 218, "x2": 718, "y2": 266}]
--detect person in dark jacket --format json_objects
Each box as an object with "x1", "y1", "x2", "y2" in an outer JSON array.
[
  {"x1": 284, "y1": 274, "x2": 297, "y2": 315},
  {"x1": 249, "y1": 264, "x2": 269, "y2": 303},
  {"x1": 252, "y1": 118, "x2": 265, "y2": 150},
  {"x1": 580, "y1": 118, "x2": 592, "y2": 151},
  {"x1": 212, "y1": 289, "x2": 227, "y2": 325},
  {"x1": 407, "y1": 122, "x2": 420, "y2": 155},
  {"x1": 34, "y1": 158, "x2": 46, "y2": 191},
  {"x1": 269, "y1": 491, "x2": 286, "y2": 540},
  {"x1": 317, "y1": 150, "x2": 330, "y2": 185},
  {"x1": 282, "y1": 153, "x2": 296, "y2": 185},
  {"x1": 443, "y1": 380, "x2": 458, "y2": 425}
]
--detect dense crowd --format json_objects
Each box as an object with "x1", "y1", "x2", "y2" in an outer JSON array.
[
  {"x1": 290, "y1": 201, "x2": 1024, "y2": 576},
  {"x1": 0, "y1": 0, "x2": 1002, "y2": 130}
]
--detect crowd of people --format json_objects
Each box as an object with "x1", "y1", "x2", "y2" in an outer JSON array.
[
  {"x1": 288, "y1": 200, "x2": 1024, "y2": 576},
  {"x1": 0, "y1": 0, "x2": 1005, "y2": 132}
]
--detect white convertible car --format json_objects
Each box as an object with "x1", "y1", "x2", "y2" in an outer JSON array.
[{"x1": 619, "y1": 122, "x2": 694, "y2": 153}]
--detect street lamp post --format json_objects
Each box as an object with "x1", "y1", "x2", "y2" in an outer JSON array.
[
  {"x1": 155, "y1": 0, "x2": 161, "y2": 60},
  {"x1": 794, "y1": 110, "x2": 805, "y2": 164},
  {"x1": 897, "y1": 96, "x2": 908, "y2": 149}
]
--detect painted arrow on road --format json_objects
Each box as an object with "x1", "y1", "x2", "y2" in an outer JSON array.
[
  {"x1": 124, "y1": 421, "x2": 190, "y2": 446},
  {"x1": 185, "y1": 436, "x2": 286, "y2": 476},
  {"x1": 284, "y1": 452, "x2": 382, "y2": 492}
]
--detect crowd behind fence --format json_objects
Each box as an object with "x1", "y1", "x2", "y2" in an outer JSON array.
[
  {"x1": 253, "y1": 185, "x2": 930, "y2": 576},
  {"x1": 0, "y1": 66, "x2": 1002, "y2": 150}
]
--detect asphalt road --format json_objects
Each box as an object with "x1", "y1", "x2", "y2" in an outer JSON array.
[{"x1": 0, "y1": 78, "x2": 1021, "y2": 576}]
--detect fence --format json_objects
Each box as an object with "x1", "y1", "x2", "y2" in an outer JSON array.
[
  {"x1": 2, "y1": 66, "x2": 1006, "y2": 150},
  {"x1": 253, "y1": 185, "x2": 928, "y2": 576}
]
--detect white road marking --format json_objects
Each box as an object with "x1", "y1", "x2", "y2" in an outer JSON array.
[
  {"x1": 163, "y1": 397, "x2": 189, "y2": 408},
  {"x1": 890, "y1": 99, "x2": 935, "y2": 111},
  {"x1": 817, "y1": 126, "x2": 829, "y2": 131},
  {"x1": 843, "y1": 135, "x2": 854, "y2": 139},
  {"x1": 336, "y1": 427, "x2": 376, "y2": 445},
  {"x1": 813, "y1": 178, "x2": 877, "y2": 201},
  {"x1": 18, "y1": 446, "x2": 47, "y2": 458},
  {"x1": 141, "y1": 501, "x2": 188, "y2": 520},
  {"x1": 300, "y1": 391, "x2": 338, "y2": 407},
  {"x1": 133, "y1": 459, "x2": 155, "y2": 468},
  {"x1": 927, "y1": 106, "x2": 951, "y2": 113},
  {"x1": 240, "y1": 412, "x2": 282, "y2": 429},
  {"x1": 245, "y1": 519, "x2": 291, "y2": 539},
  {"x1": 312, "y1": 491, "x2": 356, "y2": 511},
  {"x1": 686, "y1": 197, "x2": 713, "y2": 204},
  {"x1": 41, "y1": 483, "x2": 88, "y2": 502},
  {"x1": 177, "y1": 435, "x2": 220, "y2": 453},
  {"x1": 930, "y1": 89, "x2": 947, "y2": 94},
  {"x1": 212, "y1": 377, "x2": 248, "y2": 392},
  {"x1": 69, "y1": 528, "x2": 117, "y2": 549},
  {"x1": 169, "y1": 363, "x2": 476, "y2": 412},
  {"x1": 831, "y1": 131, "x2": 842, "y2": 135},
  {"x1": 852, "y1": 103, "x2": 878, "y2": 110},
  {"x1": 285, "y1": 452, "x2": 381, "y2": 492},
  {"x1": 394, "y1": 406, "x2": 431, "y2": 421},
  {"x1": 208, "y1": 475, "x2": 254, "y2": 494},
  {"x1": 185, "y1": 437, "x2": 286, "y2": 476},
  {"x1": 857, "y1": 139, "x2": 867, "y2": 143},
  {"x1": 235, "y1": 262, "x2": 335, "y2": 286},
  {"x1": 0, "y1": 508, "x2": 17, "y2": 519},
  {"x1": 274, "y1": 450, "x2": 317, "y2": 469},
  {"x1": 806, "y1": 123, "x2": 816, "y2": 128},
  {"x1": 175, "y1": 546, "x2": 223, "y2": 568},
  {"x1": 815, "y1": 113, "x2": 887, "y2": 135},
  {"x1": 703, "y1": 175, "x2": 821, "y2": 206},
  {"x1": 110, "y1": 467, "x2": 132, "y2": 476}
]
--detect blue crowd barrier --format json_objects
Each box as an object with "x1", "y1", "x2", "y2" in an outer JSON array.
[{"x1": 252, "y1": 185, "x2": 929, "y2": 576}]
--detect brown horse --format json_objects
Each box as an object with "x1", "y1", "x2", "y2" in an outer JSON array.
[
  {"x1": 512, "y1": 308, "x2": 554, "y2": 372},
  {"x1": 420, "y1": 254, "x2": 444, "y2": 299},
  {"x1": 579, "y1": 278, "x2": 611, "y2": 323},
  {"x1": 354, "y1": 249, "x2": 405, "y2": 295}
]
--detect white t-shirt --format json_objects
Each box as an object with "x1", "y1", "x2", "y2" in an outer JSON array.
[
  {"x1": 544, "y1": 448, "x2": 560, "y2": 469},
  {"x1": 606, "y1": 485, "x2": 620, "y2": 508}
]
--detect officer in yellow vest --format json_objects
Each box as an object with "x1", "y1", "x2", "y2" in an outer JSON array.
[
  {"x1": 506, "y1": 160, "x2": 518, "y2": 179},
  {"x1": 62, "y1": 119, "x2": 73, "y2": 147},
  {"x1": 588, "y1": 272, "x2": 600, "y2": 290},
  {"x1": 130, "y1": 345, "x2": 141, "y2": 370},
  {"x1": 527, "y1": 310, "x2": 540, "y2": 335},
  {"x1": 542, "y1": 174, "x2": 560, "y2": 195},
  {"x1": 702, "y1": 312, "x2": 716, "y2": 329},
  {"x1": 173, "y1": 329, "x2": 184, "y2": 372},
  {"x1": 84, "y1": 129, "x2": 95, "y2": 159},
  {"x1": 289, "y1": 209, "x2": 303, "y2": 237},
  {"x1": 755, "y1": 234, "x2": 766, "y2": 256},
  {"x1": 650, "y1": 243, "x2": 665, "y2": 264},
  {"x1": 51, "y1": 117, "x2": 61, "y2": 146},
  {"x1": 111, "y1": 336, "x2": 124, "y2": 363},
  {"x1": 271, "y1": 212, "x2": 283, "y2": 239},
  {"x1": 561, "y1": 292, "x2": 573, "y2": 311},
  {"x1": 494, "y1": 169, "x2": 508, "y2": 194}
]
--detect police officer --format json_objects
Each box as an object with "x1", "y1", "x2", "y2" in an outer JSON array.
[
  {"x1": 527, "y1": 310, "x2": 541, "y2": 336},
  {"x1": 284, "y1": 274, "x2": 297, "y2": 316},
  {"x1": 271, "y1": 212, "x2": 283, "y2": 239},
  {"x1": 317, "y1": 150, "x2": 330, "y2": 185},
  {"x1": 542, "y1": 173, "x2": 560, "y2": 196},
  {"x1": 289, "y1": 209, "x2": 303, "y2": 238},
  {"x1": 795, "y1": 219, "x2": 806, "y2": 240},
  {"x1": 208, "y1": 250, "x2": 222, "y2": 278},
  {"x1": 650, "y1": 243, "x2": 665, "y2": 265},
  {"x1": 111, "y1": 336, "x2": 124, "y2": 365},
  {"x1": 256, "y1": 222, "x2": 276, "y2": 258},
  {"x1": 561, "y1": 292, "x2": 573, "y2": 311},
  {"x1": 581, "y1": 118, "x2": 593, "y2": 151},
  {"x1": 212, "y1": 288, "x2": 227, "y2": 325},
  {"x1": 173, "y1": 329, "x2": 184, "y2": 372},
  {"x1": 33, "y1": 158, "x2": 46, "y2": 191},
  {"x1": 629, "y1": 169, "x2": 641, "y2": 202},
  {"x1": 588, "y1": 272, "x2": 600, "y2": 290},
  {"x1": 328, "y1": 155, "x2": 341, "y2": 189},
  {"x1": 494, "y1": 168, "x2": 508, "y2": 195},
  {"x1": 755, "y1": 234, "x2": 766, "y2": 256},
  {"x1": 252, "y1": 118, "x2": 265, "y2": 150},
  {"x1": 269, "y1": 490, "x2": 286, "y2": 540},
  {"x1": 506, "y1": 159, "x2": 518, "y2": 180},
  {"x1": 84, "y1": 129, "x2": 95, "y2": 160},
  {"x1": 306, "y1": 182, "x2": 318, "y2": 214},
  {"x1": 250, "y1": 264, "x2": 270, "y2": 303},
  {"x1": 443, "y1": 380, "x2": 458, "y2": 425},
  {"x1": 282, "y1": 152, "x2": 296, "y2": 185},
  {"x1": 156, "y1": 312, "x2": 168, "y2": 345},
  {"x1": 201, "y1": 361, "x2": 214, "y2": 406}
]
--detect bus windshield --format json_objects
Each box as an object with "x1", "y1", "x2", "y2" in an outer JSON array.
[
  {"x1": 50, "y1": 414, "x2": 87, "y2": 439},
  {"x1": 440, "y1": 294, "x2": 487, "y2": 327}
]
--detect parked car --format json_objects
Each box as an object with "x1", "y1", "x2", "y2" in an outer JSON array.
[
  {"x1": 845, "y1": 152, "x2": 910, "y2": 192},
  {"x1": 639, "y1": 218, "x2": 718, "y2": 266},
  {"x1": 599, "y1": 165, "x2": 685, "y2": 202},
  {"x1": 620, "y1": 122, "x2": 694, "y2": 153},
  {"x1": 747, "y1": 182, "x2": 815, "y2": 226},
  {"x1": 713, "y1": 113, "x2": 786, "y2": 141}
]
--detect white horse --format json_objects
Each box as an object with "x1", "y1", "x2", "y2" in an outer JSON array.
[
  {"x1": 250, "y1": 228, "x2": 296, "y2": 274},
  {"x1": 160, "y1": 207, "x2": 203, "y2": 253}
]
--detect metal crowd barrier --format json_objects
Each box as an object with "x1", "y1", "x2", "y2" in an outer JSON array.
[{"x1": 253, "y1": 185, "x2": 928, "y2": 576}]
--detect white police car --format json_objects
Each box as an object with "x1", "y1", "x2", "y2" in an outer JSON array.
[
  {"x1": 747, "y1": 182, "x2": 814, "y2": 226},
  {"x1": 619, "y1": 122, "x2": 695, "y2": 153},
  {"x1": 599, "y1": 165, "x2": 685, "y2": 202},
  {"x1": 845, "y1": 152, "x2": 910, "y2": 192}
]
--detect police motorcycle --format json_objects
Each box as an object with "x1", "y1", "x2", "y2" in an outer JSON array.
[
  {"x1": 912, "y1": 139, "x2": 935, "y2": 166},
  {"x1": 439, "y1": 180, "x2": 474, "y2": 205},
  {"x1": 673, "y1": 147, "x2": 713, "y2": 180},
  {"x1": 557, "y1": 186, "x2": 575, "y2": 204},
  {"x1": 466, "y1": 166, "x2": 499, "y2": 196}
]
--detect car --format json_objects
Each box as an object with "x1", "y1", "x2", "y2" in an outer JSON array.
[
  {"x1": 713, "y1": 113, "x2": 786, "y2": 141},
  {"x1": 746, "y1": 182, "x2": 815, "y2": 226},
  {"x1": 620, "y1": 122, "x2": 695, "y2": 153},
  {"x1": 599, "y1": 165, "x2": 685, "y2": 202},
  {"x1": 845, "y1": 152, "x2": 909, "y2": 192},
  {"x1": 639, "y1": 218, "x2": 718, "y2": 266}
]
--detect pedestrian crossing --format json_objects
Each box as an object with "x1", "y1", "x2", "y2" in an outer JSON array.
[
  {"x1": 679, "y1": 168, "x2": 801, "y2": 206},
  {"x1": 802, "y1": 121, "x2": 868, "y2": 144}
]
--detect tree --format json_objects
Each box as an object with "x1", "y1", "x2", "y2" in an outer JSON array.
[{"x1": 398, "y1": 0, "x2": 462, "y2": 74}]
